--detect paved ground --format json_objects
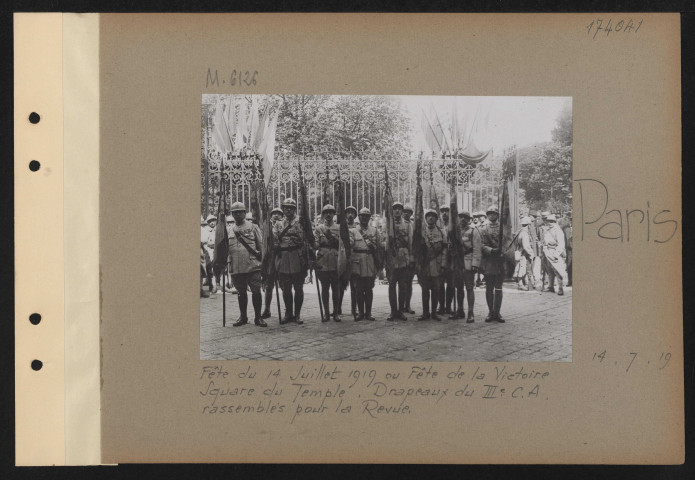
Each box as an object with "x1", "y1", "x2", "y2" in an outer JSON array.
[{"x1": 200, "y1": 280, "x2": 571, "y2": 362}]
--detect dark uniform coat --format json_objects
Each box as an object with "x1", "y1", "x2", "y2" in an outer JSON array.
[
  {"x1": 228, "y1": 221, "x2": 263, "y2": 274},
  {"x1": 273, "y1": 217, "x2": 306, "y2": 274},
  {"x1": 480, "y1": 221, "x2": 506, "y2": 275}
]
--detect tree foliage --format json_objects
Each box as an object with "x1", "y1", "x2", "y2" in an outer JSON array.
[
  {"x1": 274, "y1": 94, "x2": 412, "y2": 156},
  {"x1": 518, "y1": 104, "x2": 573, "y2": 213}
]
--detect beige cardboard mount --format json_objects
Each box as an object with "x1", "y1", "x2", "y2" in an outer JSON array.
[{"x1": 14, "y1": 13, "x2": 682, "y2": 465}]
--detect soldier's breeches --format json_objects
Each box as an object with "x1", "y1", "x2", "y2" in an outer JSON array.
[
  {"x1": 388, "y1": 267, "x2": 408, "y2": 313},
  {"x1": 279, "y1": 272, "x2": 305, "y2": 316},
  {"x1": 231, "y1": 272, "x2": 262, "y2": 294},
  {"x1": 485, "y1": 274, "x2": 503, "y2": 314}
]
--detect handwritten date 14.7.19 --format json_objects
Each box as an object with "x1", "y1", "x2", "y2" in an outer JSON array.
[
  {"x1": 586, "y1": 19, "x2": 642, "y2": 39},
  {"x1": 592, "y1": 350, "x2": 671, "y2": 372}
]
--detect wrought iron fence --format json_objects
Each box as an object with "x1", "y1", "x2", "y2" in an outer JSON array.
[{"x1": 201, "y1": 149, "x2": 503, "y2": 221}]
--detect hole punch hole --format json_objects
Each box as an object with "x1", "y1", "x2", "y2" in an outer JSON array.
[
  {"x1": 29, "y1": 160, "x2": 41, "y2": 172},
  {"x1": 29, "y1": 313, "x2": 41, "y2": 325},
  {"x1": 29, "y1": 112, "x2": 40, "y2": 124},
  {"x1": 31, "y1": 360, "x2": 43, "y2": 371}
]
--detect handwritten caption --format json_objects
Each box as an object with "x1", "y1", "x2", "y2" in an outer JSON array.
[
  {"x1": 206, "y1": 68, "x2": 258, "y2": 88},
  {"x1": 198, "y1": 364, "x2": 550, "y2": 424},
  {"x1": 574, "y1": 179, "x2": 678, "y2": 244},
  {"x1": 586, "y1": 18, "x2": 643, "y2": 39},
  {"x1": 591, "y1": 350, "x2": 672, "y2": 372}
]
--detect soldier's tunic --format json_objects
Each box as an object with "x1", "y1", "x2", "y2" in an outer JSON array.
[
  {"x1": 480, "y1": 221, "x2": 505, "y2": 319},
  {"x1": 513, "y1": 227, "x2": 535, "y2": 286},
  {"x1": 387, "y1": 218, "x2": 412, "y2": 316},
  {"x1": 273, "y1": 217, "x2": 307, "y2": 319},
  {"x1": 542, "y1": 223, "x2": 567, "y2": 288},
  {"x1": 419, "y1": 224, "x2": 447, "y2": 315}
]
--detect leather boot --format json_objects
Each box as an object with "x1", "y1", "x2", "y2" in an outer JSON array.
[
  {"x1": 232, "y1": 316, "x2": 248, "y2": 327},
  {"x1": 254, "y1": 317, "x2": 267, "y2": 327},
  {"x1": 466, "y1": 311, "x2": 475, "y2": 323}
]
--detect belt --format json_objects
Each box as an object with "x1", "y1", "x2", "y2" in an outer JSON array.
[
  {"x1": 319, "y1": 246, "x2": 339, "y2": 251},
  {"x1": 277, "y1": 245, "x2": 302, "y2": 252}
]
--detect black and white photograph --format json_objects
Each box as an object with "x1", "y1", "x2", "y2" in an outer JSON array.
[{"x1": 200, "y1": 94, "x2": 572, "y2": 362}]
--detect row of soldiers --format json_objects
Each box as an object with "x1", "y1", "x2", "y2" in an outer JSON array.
[{"x1": 202, "y1": 198, "x2": 538, "y2": 328}]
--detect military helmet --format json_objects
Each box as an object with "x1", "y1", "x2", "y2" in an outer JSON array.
[
  {"x1": 486, "y1": 206, "x2": 499, "y2": 215},
  {"x1": 345, "y1": 205, "x2": 357, "y2": 214},
  {"x1": 403, "y1": 204, "x2": 413, "y2": 213},
  {"x1": 205, "y1": 214, "x2": 217, "y2": 224},
  {"x1": 439, "y1": 205, "x2": 450, "y2": 212},
  {"x1": 521, "y1": 216, "x2": 532, "y2": 225},
  {"x1": 282, "y1": 198, "x2": 297, "y2": 208},
  {"x1": 322, "y1": 204, "x2": 336, "y2": 213},
  {"x1": 392, "y1": 201, "x2": 404, "y2": 209},
  {"x1": 230, "y1": 201, "x2": 246, "y2": 213},
  {"x1": 359, "y1": 207, "x2": 371, "y2": 216},
  {"x1": 475, "y1": 211, "x2": 485, "y2": 218},
  {"x1": 425, "y1": 209, "x2": 438, "y2": 219},
  {"x1": 226, "y1": 215, "x2": 234, "y2": 222},
  {"x1": 541, "y1": 211, "x2": 550, "y2": 218},
  {"x1": 271, "y1": 207, "x2": 283, "y2": 215},
  {"x1": 245, "y1": 212, "x2": 253, "y2": 220},
  {"x1": 459, "y1": 210, "x2": 472, "y2": 219},
  {"x1": 546, "y1": 214, "x2": 557, "y2": 222}
]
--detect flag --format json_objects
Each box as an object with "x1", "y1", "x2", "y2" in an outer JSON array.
[
  {"x1": 322, "y1": 160, "x2": 332, "y2": 207},
  {"x1": 212, "y1": 175, "x2": 229, "y2": 269},
  {"x1": 335, "y1": 166, "x2": 351, "y2": 290},
  {"x1": 448, "y1": 175, "x2": 461, "y2": 256},
  {"x1": 224, "y1": 96, "x2": 237, "y2": 142},
  {"x1": 450, "y1": 102, "x2": 461, "y2": 150},
  {"x1": 254, "y1": 107, "x2": 270, "y2": 151},
  {"x1": 420, "y1": 106, "x2": 443, "y2": 153},
  {"x1": 428, "y1": 164, "x2": 441, "y2": 213},
  {"x1": 297, "y1": 160, "x2": 316, "y2": 269},
  {"x1": 235, "y1": 99, "x2": 248, "y2": 150},
  {"x1": 248, "y1": 97, "x2": 260, "y2": 147},
  {"x1": 258, "y1": 111, "x2": 279, "y2": 187},
  {"x1": 499, "y1": 177, "x2": 514, "y2": 267},
  {"x1": 212, "y1": 98, "x2": 233, "y2": 153},
  {"x1": 382, "y1": 165, "x2": 397, "y2": 266},
  {"x1": 411, "y1": 161, "x2": 426, "y2": 273},
  {"x1": 430, "y1": 105, "x2": 452, "y2": 152}
]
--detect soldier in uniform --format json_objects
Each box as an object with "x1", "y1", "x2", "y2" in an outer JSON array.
[
  {"x1": 200, "y1": 216, "x2": 210, "y2": 298},
  {"x1": 480, "y1": 206, "x2": 506, "y2": 323},
  {"x1": 342, "y1": 206, "x2": 359, "y2": 319},
  {"x1": 418, "y1": 209, "x2": 447, "y2": 321},
  {"x1": 541, "y1": 214, "x2": 567, "y2": 295},
  {"x1": 475, "y1": 211, "x2": 488, "y2": 287},
  {"x1": 562, "y1": 212, "x2": 572, "y2": 286},
  {"x1": 514, "y1": 216, "x2": 536, "y2": 291},
  {"x1": 386, "y1": 201, "x2": 411, "y2": 321},
  {"x1": 401, "y1": 204, "x2": 416, "y2": 314},
  {"x1": 437, "y1": 205, "x2": 454, "y2": 314},
  {"x1": 273, "y1": 198, "x2": 306, "y2": 325},
  {"x1": 351, "y1": 207, "x2": 381, "y2": 321},
  {"x1": 260, "y1": 207, "x2": 284, "y2": 319},
  {"x1": 227, "y1": 202, "x2": 267, "y2": 327},
  {"x1": 202, "y1": 214, "x2": 219, "y2": 294},
  {"x1": 314, "y1": 204, "x2": 352, "y2": 322},
  {"x1": 450, "y1": 211, "x2": 482, "y2": 322}
]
